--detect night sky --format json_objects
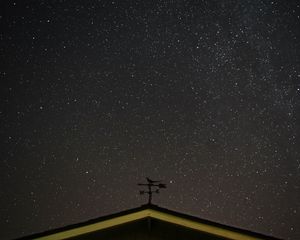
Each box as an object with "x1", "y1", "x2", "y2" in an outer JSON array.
[{"x1": 1, "y1": 0, "x2": 300, "y2": 239}]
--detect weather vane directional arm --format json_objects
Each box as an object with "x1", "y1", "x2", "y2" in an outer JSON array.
[{"x1": 138, "y1": 177, "x2": 167, "y2": 204}]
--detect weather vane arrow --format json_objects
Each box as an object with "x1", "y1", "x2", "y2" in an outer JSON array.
[{"x1": 137, "y1": 177, "x2": 167, "y2": 205}]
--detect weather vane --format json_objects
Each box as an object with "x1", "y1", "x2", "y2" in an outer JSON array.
[{"x1": 138, "y1": 177, "x2": 167, "y2": 204}]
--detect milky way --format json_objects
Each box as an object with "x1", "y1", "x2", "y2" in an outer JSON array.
[{"x1": 1, "y1": 1, "x2": 300, "y2": 239}]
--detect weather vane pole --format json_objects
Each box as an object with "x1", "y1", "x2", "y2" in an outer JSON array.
[{"x1": 138, "y1": 177, "x2": 167, "y2": 204}]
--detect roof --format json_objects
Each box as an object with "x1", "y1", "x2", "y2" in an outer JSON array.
[{"x1": 17, "y1": 204, "x2": 282, "y2": 240}]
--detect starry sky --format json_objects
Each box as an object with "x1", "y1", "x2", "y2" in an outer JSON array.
[{"x1": 1, "y1": 0, "x2": 300, "y2": 239}]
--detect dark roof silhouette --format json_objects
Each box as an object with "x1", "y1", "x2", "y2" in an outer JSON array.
[{"x1": 17, "y1": 204, "x2": 282, "y2": 240}]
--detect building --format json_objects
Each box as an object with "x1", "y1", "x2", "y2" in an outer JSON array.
[{"x1": 19, "y1": 204, "x2": 281, "y2": 240}]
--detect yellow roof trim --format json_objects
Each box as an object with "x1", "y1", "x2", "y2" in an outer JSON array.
[
  {"x1": 148, "y1": 209, "x2": 261, "y2": 240},
  {"x1": 34, "y1": 210, "x2": 151, "y2": 240},
  {"x1": 35, "y1": 209, "x2": 264, "y2": 240}
]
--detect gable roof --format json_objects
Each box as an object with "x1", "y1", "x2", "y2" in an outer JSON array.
[{"x1": 18, "y1": 204, "x2": 281, "y2": 240}]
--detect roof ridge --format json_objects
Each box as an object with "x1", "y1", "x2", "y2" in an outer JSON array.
[{"x1": 16, "y1": 204, "x2": 283, "y2": 240}]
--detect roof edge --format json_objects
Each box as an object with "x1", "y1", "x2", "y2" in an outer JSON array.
[{"x1": 16, "y1": 204, "x2": 282, "y2": 240}]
